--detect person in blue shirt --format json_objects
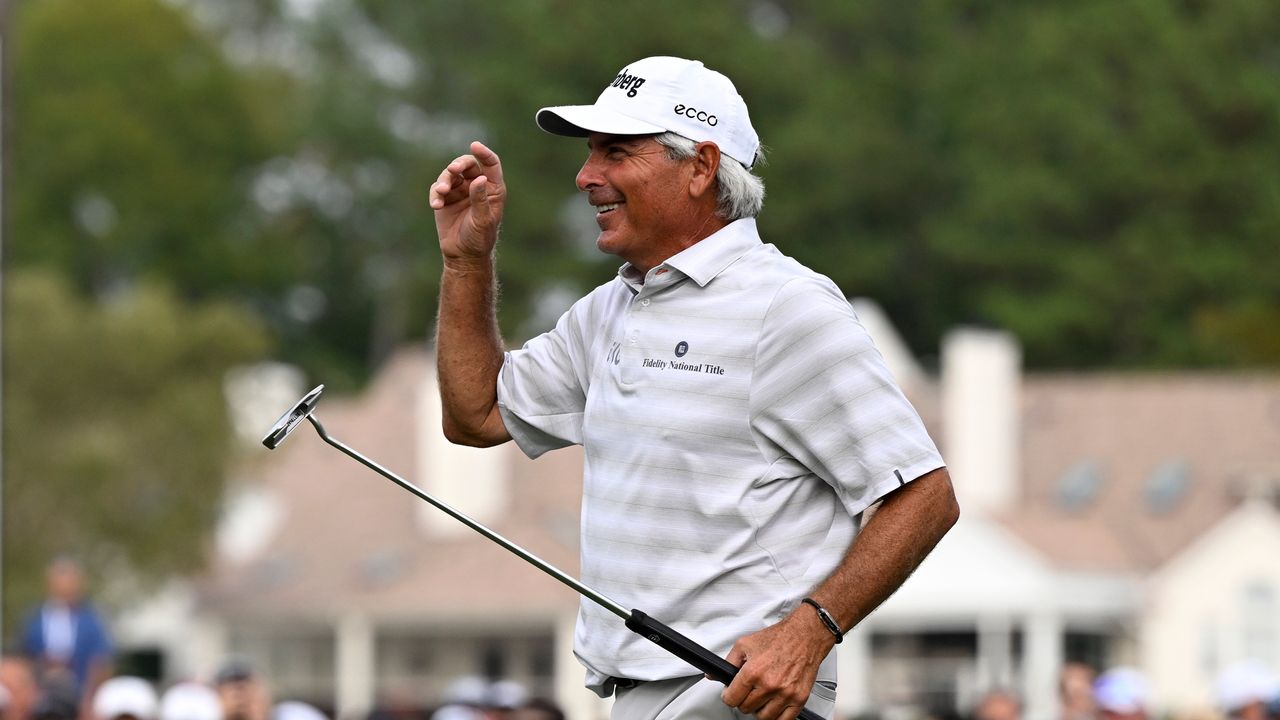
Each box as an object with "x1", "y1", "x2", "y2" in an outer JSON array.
[{"x1": 20, "y1": 557, "x2": 114, "y2": 708}]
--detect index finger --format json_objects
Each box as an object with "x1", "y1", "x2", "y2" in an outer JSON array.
[{"x1": 469, "y1": 141, "x2": 505, "y2": 186}]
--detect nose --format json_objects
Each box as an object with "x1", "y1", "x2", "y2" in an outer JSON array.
[{"x1": 576, "y1": 152, "x2": 603, "y2": 192}]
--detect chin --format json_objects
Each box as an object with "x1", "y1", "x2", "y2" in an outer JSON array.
[{"x1": 595, "y1": 232, "x2": 627, "y2": 258}]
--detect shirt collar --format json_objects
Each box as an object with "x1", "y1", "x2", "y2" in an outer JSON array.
[{"x1": 616, "y1": 218, "x2": 762, "y2": 290}]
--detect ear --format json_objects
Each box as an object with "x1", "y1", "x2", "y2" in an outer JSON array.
[{"x1": 688, "y1": 141, "x2": 721, "y2": 200}]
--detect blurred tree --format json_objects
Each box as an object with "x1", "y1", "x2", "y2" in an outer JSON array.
[
  {"x1": 12, "y1": 0, "x2": 1280, "y2": 382},
  {"x1": 1, "y1": 271, "x2": 268, "y2": 632},
  {"x1": 909, "y1": 0, "x2": 1280, "y2": 367},
  {"x1": 11, "y1": 0, "x2": 272, "y2": 295},
  {"x1": 339, "y1": 0, "x2": 1280, "y2": 369}
]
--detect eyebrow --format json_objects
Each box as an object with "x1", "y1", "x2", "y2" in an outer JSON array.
[{"x1": 586, "y1": 135, "x2": 646, "y2": 150}]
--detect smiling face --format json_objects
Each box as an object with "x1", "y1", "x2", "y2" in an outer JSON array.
[{"x1": 575, "y1": 133, "x2": 722, "y2": 273}]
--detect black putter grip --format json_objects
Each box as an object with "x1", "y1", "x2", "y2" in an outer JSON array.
[{"x1": 624, "y1": 610, "x2": 825, "y2": 720}]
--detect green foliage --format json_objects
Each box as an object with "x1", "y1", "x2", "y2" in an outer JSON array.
[
  {"x1": 10, "y1": 0, "x2": 1280, "y2": 398},
  {"x1": 11, "y1": 0, "x2": 270, "y2": 295},
  {"x1": 902, "y1": 0, "x2": 1280, "y2": 367},
  {"x1": 347, "y1": 0, "x2": 1280, "y2": 368},
  {"x1": 1, "y1": 271, "x2": 269, "y2": 631}
]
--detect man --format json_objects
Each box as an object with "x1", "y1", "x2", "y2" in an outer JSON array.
[
  {"x1": 20, "y1": 558, "x2": 114, "y2": 708},
  {"x1": 212, "y1": 658, "x2": 269, "y2": 720},
  {"x1": 431, "y1": 56, "x2": 959, "y2": 720},
  {"x1": 1058, "y1": 663, "x2": 1097, "y2": 720}
]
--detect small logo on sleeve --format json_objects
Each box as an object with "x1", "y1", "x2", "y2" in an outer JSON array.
[{"x1": 674, "y1": 341, "x2": 689, "y2": 357}]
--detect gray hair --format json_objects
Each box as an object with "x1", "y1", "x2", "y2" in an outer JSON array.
[{"x1": 653, "y1": 132, "x2": 765, "y2": 220}]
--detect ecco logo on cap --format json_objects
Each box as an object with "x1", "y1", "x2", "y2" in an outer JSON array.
[
  {"x1": 673, "y1": 104, "x2": 718, "y2": 126},
  {"x1": 610, "y1": 69, "x2": 647, "y2": 98}
]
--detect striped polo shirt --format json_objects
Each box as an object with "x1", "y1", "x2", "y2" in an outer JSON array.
[{"x1": 496, "y1": 218, "x2": 944, "y2": 692}]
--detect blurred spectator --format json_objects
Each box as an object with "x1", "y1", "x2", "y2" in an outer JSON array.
[
  {"x1": 428, "y1": 677, "x2": 485, "y2": 720},
  {"x1": 1094, "y1": 667, "x2": 1149, "y2": 720},
  {"x1": 270, "y1": 702, "x2": 325, "y2": 720},
  {"x1": 364, "y1": 687, "x2": 423, "y2": 720},
  {"x1": 1215, "y1": 661, "x2": 1279, "y2": 720},
  {"x1": 427, "y1": 707, "x2": 481, "y2": 720},
  {"x1": 213, "y1": 659, "x2": 269, "y2": 720},
  {"x1": 428, "y1": 677, "x2": 531, "y2": 720},
  {"x1": 91, "y1": 677, "x2": 157, "y2": 720},
  {"x1": 509, "y1": 699, "x2": 562, "y2": 720},
  {"x1": 32, "y1": 675, "x2": 79, "y2": 720},
  {"x1": 442, "y1": 679, "x2": 486, "y2": 713},
  {"x1": 1060, "y1": 663, "x2": 1098, "y2": 720},
  {"x1": 974, "y1": 690, "x2": 1021, "y2": 720},
  {"x1": 0, "y1": 655, "x2": 38, "y2": 720},
  {"x1": 484, "y1": 682, "x2": 526, "y2": 720},
  {"x1": 20, "y1": 558, "x2": 114, "y2": 704},
  {"x1": 159, "y1": 683, "x2": 222, "y2": 720}
]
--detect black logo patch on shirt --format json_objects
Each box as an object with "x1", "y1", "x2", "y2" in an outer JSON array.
[{"x1": 674, "y1": 341, "x2": 689, "y2": 357}]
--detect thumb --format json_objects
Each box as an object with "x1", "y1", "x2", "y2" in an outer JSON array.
[
  {"x1": 711, "y1": 645, "x2": 747, "y2": 681},
  {"x1": 469, "y1": 175, "x2": 492, "y2": 224}
]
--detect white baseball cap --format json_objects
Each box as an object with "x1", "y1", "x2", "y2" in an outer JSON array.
[
  {"x1": 1094, "y1": 667, "x2": 1149, "y2": 714},
  {"x1": 1215, "y1": 660, "x2": 1280, "y2": 712},
  {"x1": 159, "y1": 683, "x2": 221, "y2": 720},
  {"x1": 93, "y1": 677, "x2": 159, "y2": 720},
  {"x1": 536, "y1": 56, "x2": 760, "y2": 167},
  {"x1": 272, "y1": 701, "x2": 327, "y2": 720}
]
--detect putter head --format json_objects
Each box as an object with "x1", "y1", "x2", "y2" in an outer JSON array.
[{"x1": 262, "y1": 385, "x2": 325, "y2": 450}]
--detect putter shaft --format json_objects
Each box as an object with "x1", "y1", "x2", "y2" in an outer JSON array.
[{"x1": 305, "y1": 414, "x2": 630, "y2": 620}]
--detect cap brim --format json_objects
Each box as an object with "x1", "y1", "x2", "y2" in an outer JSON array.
[{"x1": 536, "y1": 104, "x2": 667, "y2": 138}]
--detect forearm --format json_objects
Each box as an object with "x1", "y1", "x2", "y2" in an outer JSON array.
[
  {"x1": 807, "y1": 467, "x2": 959, "y2": 632},
  {"x1": 435, "y1": 255, "x2": 509, "y2": 446},
  {"x1": 720, "y1": 468, "x2": 958, "y2": 719}
]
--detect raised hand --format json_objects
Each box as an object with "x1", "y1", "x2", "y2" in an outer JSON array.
[{"x1": 430, "y1": 141, "x2": 507, "y2": 264}]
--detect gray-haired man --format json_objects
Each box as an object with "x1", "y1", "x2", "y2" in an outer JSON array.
[{"x1": 431, "y1": 56, "x2": 959, "y2": 720}]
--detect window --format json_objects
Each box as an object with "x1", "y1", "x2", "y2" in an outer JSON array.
[
  {"x1": 1055, "y1": 460, "x2": 1104, "y2": 512},
  {"x1": 1144, "y1": 459, "x2": 1191, "y2": 514},
  {"x1": 1241, "y1": 581, "x2": 1277, "y2": 665}
]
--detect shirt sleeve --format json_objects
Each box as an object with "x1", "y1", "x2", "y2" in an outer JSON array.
[
  {"x1": 496, "y1": 294, "x2": 595, "y2": 459},
  {"x1": 81, "y1": 605, "x2": 114, "y2": 659},
  {"x1": 749, "y1": 277, "x2": 944, "y2": 517}
]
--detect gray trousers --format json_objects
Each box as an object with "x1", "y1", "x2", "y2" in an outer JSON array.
[{"x1": 611, "y1": 676, "x2": 837, "y2": 720}]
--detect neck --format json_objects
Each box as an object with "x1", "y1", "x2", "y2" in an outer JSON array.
[{"x1": 630, "y1": 213, "x2": 730, "y2": 275}]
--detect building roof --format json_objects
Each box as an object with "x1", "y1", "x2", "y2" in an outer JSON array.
[{"x1": 998, "y1": 374, "x2": 1280, "y2": 573}]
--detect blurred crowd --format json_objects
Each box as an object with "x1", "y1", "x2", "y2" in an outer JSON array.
[
  {"x1": 3, "y1": 558, "x2": 1276, "y2": 720},
  {"x1": 966, "y1": 662, "x2": 1280, "y2": 720},
  {"x1": 0, "y1": 558, "x2": 562, "y2": 720},
  {"x1": 0, "y1": 650, "x2": 563, "y2": 720}
]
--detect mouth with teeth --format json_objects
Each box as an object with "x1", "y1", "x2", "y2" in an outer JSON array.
[{"x1": 594, "y1": 201, "x2": 623, "y2": 215}]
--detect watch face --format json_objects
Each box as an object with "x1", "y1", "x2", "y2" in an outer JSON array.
[{"x1": 261, "y1": 385, "x2": 325, "y2": 449}]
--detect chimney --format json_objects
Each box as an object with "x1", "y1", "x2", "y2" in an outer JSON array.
[
  {"x1": 415, "y1": 359, "x2": 510, "y2": 537},
  {"x1": 941, "y1": 328, "x2": 1022, "y2": 515}
]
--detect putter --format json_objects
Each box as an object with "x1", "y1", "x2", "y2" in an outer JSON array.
[{"x1": 263, "y1": 386, "x2": 825, "y2": 720}]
